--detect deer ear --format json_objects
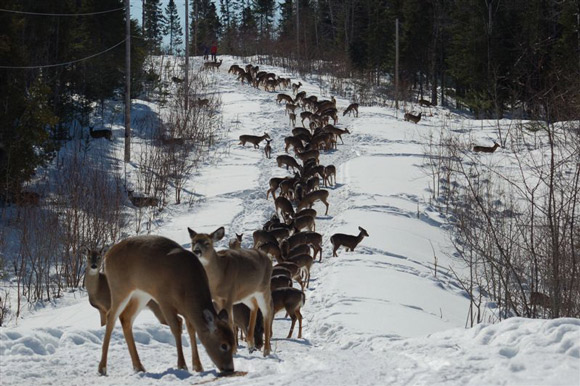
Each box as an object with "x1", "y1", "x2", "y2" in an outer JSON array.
[
  {"x1": 203, "y1": 309, "x2": 217, "y2": 332},
  {"x1": 211, "y1": 227, "x2": 225, "y2": 241},
  {"x1": 217, "y1": 309, "x2": 229, "y2": 323},
  {"x1": 187, "y1": 227, "x2": 197, "y2": 238}
]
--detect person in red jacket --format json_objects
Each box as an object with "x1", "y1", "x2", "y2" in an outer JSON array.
[{"x1": 210, "y1": 42, "x2": 218, "y2": 62}]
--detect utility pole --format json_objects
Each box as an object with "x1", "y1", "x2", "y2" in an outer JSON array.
[
  {"x1": 124, "y1": 0, "x2": 131, "y2": 162},
  {"x1": 395, "y1": 18, "x2": 399, "y2": 111},
  {"x1": 185, "y1": 0, "x2": 189, "y2": 110},
  {"x1": 194, "y1": 0, "x2": 198, "y2": 56}
]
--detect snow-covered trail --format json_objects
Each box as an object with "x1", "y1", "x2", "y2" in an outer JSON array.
[{"x1": 1, "y1": 57, "x2": 579, "y2": 386}]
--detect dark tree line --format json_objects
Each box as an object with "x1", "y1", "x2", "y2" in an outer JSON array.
[{"x1": 0, "y1": 0, "x2": 146, "y2": 198}]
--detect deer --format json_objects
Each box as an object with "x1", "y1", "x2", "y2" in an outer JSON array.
[
  {"x1": 284, "y1": 136, "x2": 305, "y2": 153},
  {"x1": 294, "y1": 208, "x2": 317, "y2": 219},
  {"x1": 324, "y1": 165, "x2": 336, "y2": 187},
  {"x1": 330, "y1": 226, "x2": 370, "y2": 257},
  {"x1": 404, "y1": 112, "x2": 422, "y2": 124},
  {"x1": 89, "y1": 126, "x2": 112, "y2": 141},
  {"x1": 252, "y1": 229, "x2": 279, "y2": 249},
  {"x1": 228, "y1": 64, "x2": 242, "y2": 75},
  {"x1": 343, "y1": 103, "x2": 359, "y2": 117},
  {"x1": 272, "y1": 288, "x2": 306, "y2": 339},
  {"x1": 289, "y1": 113, "x2": 297, "y2": 127},
  {"x1": 296, "y1": 149, "x2": 320, "y2": 165},
  {"x1": 277, "y1": 93, "x2": 294, "y2": 105},
  {"x1": 264, "y1": 139, "x2": 272, "y2": 159},
  {"x1": 473, "y1": 142, "x2": 501, "y2": 153},
  {"x1": 258, "y1": 241, "x2": 283, "y2": 262},
  {"x1": 286, "y1": 103, "x2": 298, "y2": 115},
  {"x1": 267, "y1": 176, "x2": 292, "y2": 199},
  {"x1": 127, "y1": 190, "x2": 159, "y2": 208},
  {"x1": 239, "y1": 132, "x2": 270, "y2": 148},
  {"x1": 419, "y1": 99, "x2": 434, "y2": 107},
  {"x1": 276, "y1": 154, "x2": 302, "y2": 173},
  {"x1": 297, "y1": 189, "x2": 330, "y2": 216},
  {"x1": 275, "y1": 196, "x2": 295, "y2": 222},
  {"x1": 97, "y1": 235, "x2": 235, "y2": 375},
  {"x1": 228, "y1": 233, "x2": 243, "y2": 250},
  {"x1": 188, "y1": 227, "x2": 274, "y2": 356},
  {"x1": 289, "y1": 214, "x2": 315, "y2": 232},
  {"x1": 233, "y1": 304, "x2": 264, "y2": 350},
  {"x1": 294, "y1": 91, "x2": 306, "y2": 103},
  {"x1": 279, "y1": 242, "x2": 314, "y2": 289},
  {"x1": 530, "y1": 291, "x2": 552, "y2": 309},
  {"x1": 324, "y1": 126, "x2": 350, "y2": 144},
  {"x1": 203, "y1": 59, "x2": 223, "y2": 71},
  {"x1": 271, "y1": 275, "x2": 293, "y2": 290},
  {"x1": 286, "y1": 231, "x2": 323, "y2": 262},
  {"x1": 171, "y1": 76, "x2": 183, "y2": 83},
  {"x1": 291, "y1": 82, "x2": 302, "y2": 94}
]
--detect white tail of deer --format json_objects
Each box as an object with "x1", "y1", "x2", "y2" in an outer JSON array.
[
  {"x1": 98, "y1": 235, "x2": 235, "y2": 375},
  {"x1": 188, "y1": 226, "x2": 274, "y2": 356}
]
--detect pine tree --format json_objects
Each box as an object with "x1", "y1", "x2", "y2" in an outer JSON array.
[
  {"x1": 190, "y1": 0, "x2": 222, "y2": 55},
  {"x1": 144, "y1": 0, "x2": 166, "y2": 53},
  {"x1": 164, "y1": 0, "x2": 184, "y2": 55}
]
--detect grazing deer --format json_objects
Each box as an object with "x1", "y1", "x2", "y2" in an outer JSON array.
[
  {"x1": 97, "y1": 235, "x2": 235, "y2": 375},
  {"x1": 291, "y1": 82, "x2": 302, "y2": 94},
  {"x1": 276, "y1": 154, "x2": 302, "y2": 173},
  {"x1": 89, "y1": 126, "x2": 112, "y2": 141},
  {"x1": 473, "y1": 142, "x2": 500, "y2": 153},
  {"x1": 284, "y1": 136, "x2": 305, "y2": 153},
  {"x1": 404, "y1": 112, "x2": 422, "y2": 124},
  {"x1": 324, "y1": 126, "x2": 350, "y2": 144},
  {"x1": 239, "y1": 132, "x2": 270, "y2": 148},
  {"x1": 277, "y1": 93, "x2": 294, "y2": 104},
  {"x1": 297, "y1": 149, "x2": 320, "y2": 165},
  {"x1": 275, "y1": 196, "x2": 295, "y2": 222},
  {"x1": 286, "y1": 231, "x2": 323, "y2": 262},
  {"x1": 188, "y1": 227, "x2": 274, "y2": 356},
  {"x1": 271, "y1": 275, "x2": 293, "y2": 291},
  {"x1": 267, "y1": 176, "x2": 291, "y2": 199},
  {"x1": 228, "y1": 64, "x2": 242, "y2": 75},
  {"x1": 281, "y1": 251, "x2": 313, "y2": 289},
  {"x1": 294, "y1": 208, "x2": 317, "y2": 219},
  {"x1": 272, "y1": 288, "x2": 306, "y2": 339},
  {"x1": 530, "y1": 291, "x2": 552, "y2": 309},
  {"x1": 228, "y1": 233, "x2": 243, "y2": 250},
  {"x1": 289, "y1": 214, "x2": 315, "y2": 232},
  {"x1": 252, "y1": 229, "x2": 279, "y2": 249},
  {"x1": 274, "y1": 262, "x2": 305, "y2": 289},
  {"x1": 258, "y1": 241, "x2": 283, "y2": 262},
  {"x1": 294, "y1": 91, "x2": 306, "y2": 104},
  {"x1": 203, "y1": 59, "x2": 223, "y2": 71},
  {"x1": 264, "y1": 139, "x2": 272, "y2": 159},
  {"x1": 297, "y1": 189, "x2": 330, "y2": 215},
  {"x1": 127, "y1": 190, "x2": 159, "y2": 208},
  {"x1": 330, "y1": 226, "x2": 370, "y2": 257},
  {"x1": 233, "y1": 304, "x2": 264, "y2": 350},
  {"x1": 300, "y1": 111, "x2": 313, "y2": 126},
  {"x1": 343, "y1": 103, "x2": 359, "y2": 117},
  {"x1": 419, "y1": 99, "x2": 434, "y2": 107},
  {"x1": 324, "y1": 165, "x2": 336, "y2": 187}
]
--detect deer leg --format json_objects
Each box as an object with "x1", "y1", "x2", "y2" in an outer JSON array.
[
  {"x1": 296, "y1": 309, "x2": 303, "y2": 339},
  {"x1": 323, "y1": 200, "x2": 329, "y2": 215},
  {"x1": 119, "y1": 297, "x2": 148, "y2": 373},
  {"x1": 99, "y1": 307, "x2": 107, "y2": 327},
  {"x1": 246, "y1": 298, "x2": 259, "y2": 353},
  {"x1": 99, "y1": 295, "x2": 132, "y2": 375},
  {"x1": 255, "y1": 292, "x2": 273, "y2": 357},
  {"x1": 185, "y1": 319, "x2": 203, "y2": 372},
  {"x1": 159, "y1": 303, "x2": 187, "y2": 370},
  {"x1": 287, "y1": 309, "x2": 297, "y2": 339}
]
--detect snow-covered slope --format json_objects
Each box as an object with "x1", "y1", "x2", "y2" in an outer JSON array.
[{"x1": 1, "y1": 57, "x2": 579, "y2": 385}]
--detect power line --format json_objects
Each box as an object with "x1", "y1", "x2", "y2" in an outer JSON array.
[
  {"x1": 0, "y1": 39, "x2": 127, "y2": 69},
  {"x1": 0, "y1": 7, "x2": 124, "y2": 17}
]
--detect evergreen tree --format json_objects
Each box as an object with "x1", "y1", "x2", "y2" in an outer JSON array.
[
  {"x1": 190, "y1": 0, "x2": 222, "y2": 55},
  {"x1": 144, "y1": 0, "x2": 166, "y2": 53},
  {"x1": 164, "y1": 0, "x2": 184, "y2": 55}
]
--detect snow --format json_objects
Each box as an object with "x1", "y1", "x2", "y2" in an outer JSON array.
[{"x1": 1, "y1": 56, "x2": 579, "y2": 386}]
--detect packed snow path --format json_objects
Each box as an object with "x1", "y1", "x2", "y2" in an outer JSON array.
[{"x1": 1, "y1": 57, "x2": 579, "y2": 386}]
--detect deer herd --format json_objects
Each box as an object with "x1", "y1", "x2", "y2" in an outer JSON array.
[{"x1": 87, "y1": 60, "x2": 378, "y2": 376}]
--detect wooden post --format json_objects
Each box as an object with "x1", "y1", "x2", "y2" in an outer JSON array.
[
  {"x1": 395, "y1": 18, "x2": 399, "y2": 110},
  {"x1": 185, "y1": 0, "x2": 189, "y2": 110},
  {"x1": 124, "y1": 0, "x2": 131, "y2": 162}
]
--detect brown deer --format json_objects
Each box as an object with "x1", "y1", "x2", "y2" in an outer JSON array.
[
  {"x1": 324, "y1": 165, "x2": 336, "y2": 187},
  {"x1": 264, "y1": 139, "x2": 272, "y2": 159},
  {"x1": 276, "y1": 154, "x2": 302, "y2": 173},
  {"x1": 284, "y1": 136, "x2": 305, "y2": 153},
  {"x1": 297, "y1": 189, "x2": 330, "y2": 215},
  {"x1": 228, "y1": 233, "x2": 243, "y2": 250},
  {"x1": 295, "y1": 208, "x2": 317, "y2": 219},
  {"x1": 277, "y1": 93, "x2": 294, "y2": 104},
  {"x1": 97, "y1": 235, "x2": 235, "y2": 375},
  {"x1": 228, "y1": 64, "x2": 242, "y2": 75},
  {"x1": 419, "y1": 99, "x2": 434, "y2": 107},
  {"x1": 275, "y1": 196, "x2": 295, "y2": 222},
  {"x1": 232, "y1": 304, "x2": 264, "y2": 350},
  {"x1": 330, "y1": 226, "x2": 370, "y2": 257},
  {"x1": 286, "y1": 231, "x2": 323, "y2": 262},
  {"x1": 271, "y1": 275, "x2": 293, "y2": 290},
  {"x1": 294, "y1": 91, "x2": 306, "y2": 103},
  {"x1": 252, "y1": 229, "x2": 280, "y2": 249},
  {"x1": 343, "y1": 103, "x2": 359, "y2": 117},
  {"x1": 127, "y1": 190, "x2": 159, "y2": 208},
  {"x1": 289, "y1": 214, "x2": 316, "y2": 232},
  {"x1": 188, "y1": 227, "x2": 274, "y2": 356},
  {"x1": 404, "y1": 112, "x2": 422, "y2": 124},
  {"x1": 324, "y1": 126, "x2": 350, "y2": 144},
  {"x1": 291, "y1": 82, "x2": 302, "y2": 94},
  {"x1": 473, "y1": 142, "x2": 500, "y2": 153},
  {"x1": 203, "y1": 59, "x2": 223, "y2": 71},
  {"x1": 89, "y1": 126, "x2": 112, "y2": 141},
  {"x1": 530, "y1": 291, "x2": 552, "y2": 309},
  {"x1": 239, "y1": 132, "x2": 270, "y2": 148},
  {"x1": 296, "y1": 149, "x2": 320, "y2": 165},
  {"x1": 272, "y1": 288, "x2": 306, "y2": 339}
]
